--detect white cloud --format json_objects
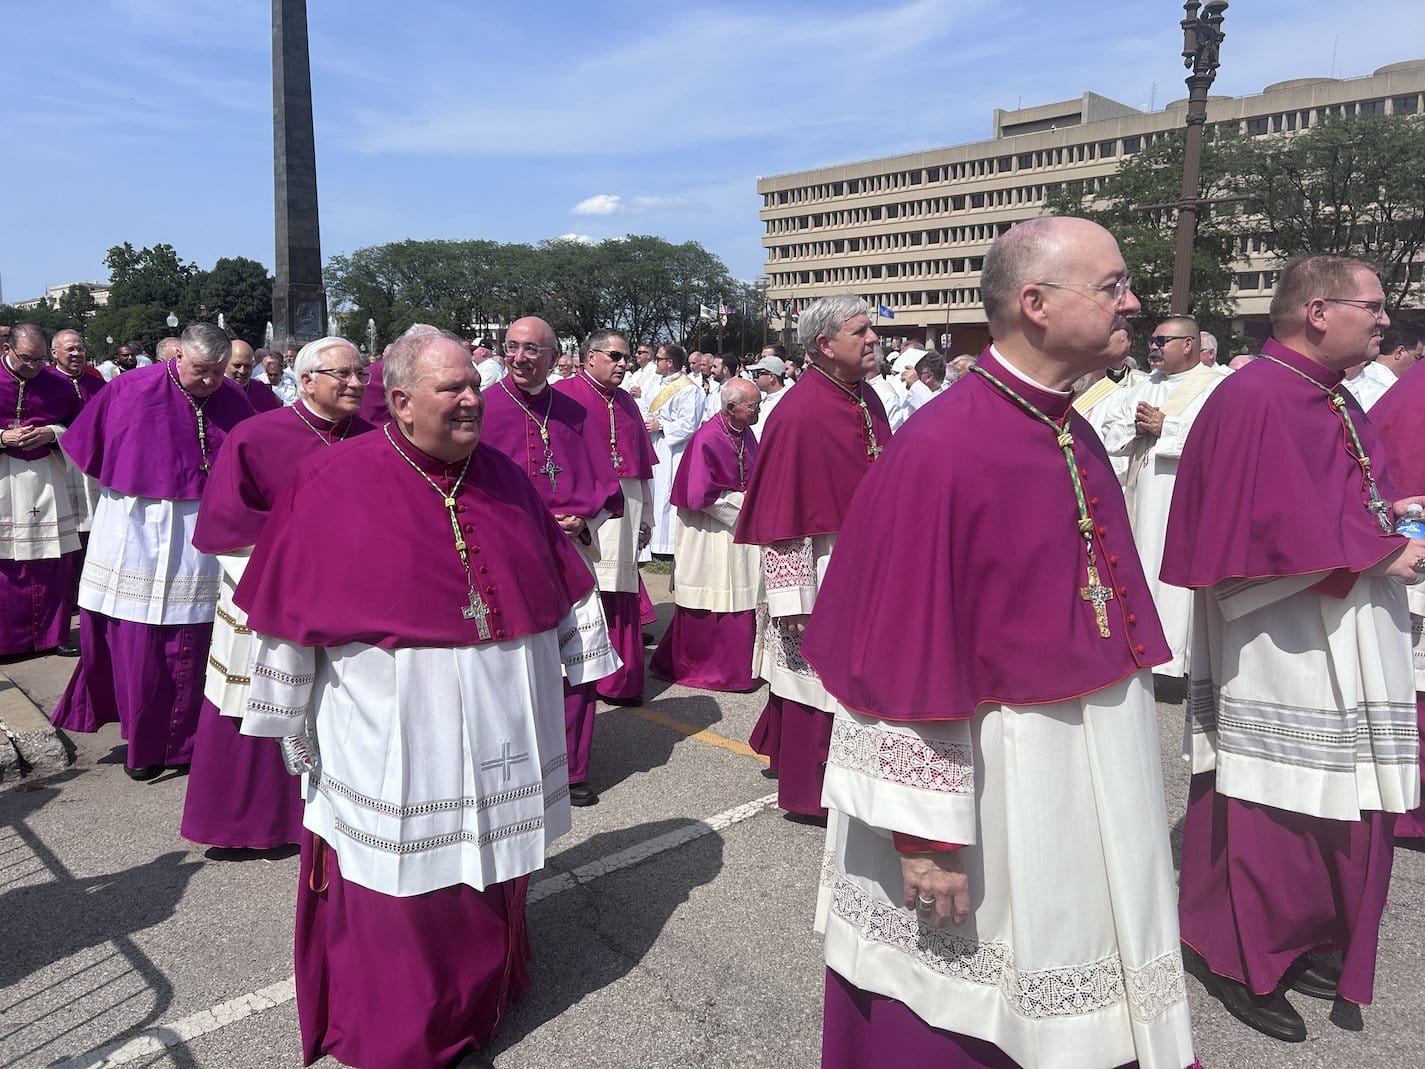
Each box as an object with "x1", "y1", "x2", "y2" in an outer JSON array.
[
  {"x1": 555, "y1": 233, "x2": 593, "y2": 244},
  {"x1": 571, "y1": 194, "x2": 623, "y2": 216}
]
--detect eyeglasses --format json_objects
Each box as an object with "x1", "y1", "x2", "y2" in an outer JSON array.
[
  {"x1": 1038, "y1": 276, "x2": 1133, "y2": 305},
  {"x1": 1322, "y1": 297, "x2": 1388, "y2": 317},
  {"x1": 504, "y1": 341, "x2": 554, "y2": 357},
  {"x1": 1147, "y1": 334, "x2": 1194, "y2": 348},
  {"x1": 589, "y1": 348, "x2": 630, "y2": 362},
  {"x1": 313, "y1": 367, "x2": 372, "y2": 383}
]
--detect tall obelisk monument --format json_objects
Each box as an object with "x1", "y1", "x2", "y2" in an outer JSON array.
[{"x1": 271, "y1": 0, "x2": 327, "y2": 346}]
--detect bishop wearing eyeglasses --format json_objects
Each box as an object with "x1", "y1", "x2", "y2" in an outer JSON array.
[
  {"x1": 181, "y1": 337, "x2": 374, "y2": 851},
  {"x1": 481, "y1": 317, "x2": 624, "y2": 807}
]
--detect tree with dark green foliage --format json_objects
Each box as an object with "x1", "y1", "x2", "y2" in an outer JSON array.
[
  {"x1": 324, "y1": 235, "x2": 736, "y2": 350},
  {"x1": 200, "y1": 257, "x2": 274, "y2": 346},
  {"x1": 1229, "y1": 112, "x2": 1425, "y2": 312},
  {"x1": 1044, "y1": 130, "x2": 1241, "y2": 340}
]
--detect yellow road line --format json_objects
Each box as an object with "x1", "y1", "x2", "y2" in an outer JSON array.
[{"x1": 615, "y1": 704, "x2": 769, "y2": 765}]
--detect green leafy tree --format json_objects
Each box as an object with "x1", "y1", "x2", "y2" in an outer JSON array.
[
  {"x1": 105, "y1": 242, "x2": 200, "y2": 316},
  {"x1": 201, "y1": 257, "x2": 274, "y2": 346},
  {"x1": 1229, "y1": 112, "x2": 1425, "y2": 312},
  {"x1": 1044, "y1": 130, "x2": 1240, "y2": 339},
  {"x1": 55, "y1": 284, "x2": 97, "y2": 329},
  {"x1": 0, "y1": 302, "x2": 69, "y2": 338}
]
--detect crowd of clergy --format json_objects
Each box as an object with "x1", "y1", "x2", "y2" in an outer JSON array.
[{"x1": 1, "y1": 212, "x2": 1423, "y2": 1069}]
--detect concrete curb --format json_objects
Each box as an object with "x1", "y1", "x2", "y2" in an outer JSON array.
[{"x1": 0, "y1": 669, "x2": 73, "y2": 787}]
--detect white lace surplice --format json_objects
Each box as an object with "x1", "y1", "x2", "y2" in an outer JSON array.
[
  {"x1": 671, "y1": 491, "x2": 759, "y2": 614},
  {"x1": 241, "y1": 589, "x2": 617, "y2": 898},
  {"x1": 753, "y1": 534, "x2": 839, "y2": 711},
  {"x1": 204, "y1": 549, "x2": 254, "y2": 717},
  {"x1": 0, "y1": 449, "x2": 80, "y2": 560},
  {"x1": 818, "y1": 672, "x2": 1195, "y2": 1069},
  {"x1": 78, "y1": 488, "x2": 220, "y2": 624}
]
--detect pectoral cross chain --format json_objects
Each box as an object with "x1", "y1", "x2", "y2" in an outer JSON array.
[{"x1": 1079, "y1": 563, "x2": 1115, "y2": 639}]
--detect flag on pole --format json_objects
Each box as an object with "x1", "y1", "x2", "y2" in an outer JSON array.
[
  {"x1": 877, "y1": 304, "x2": 895, "y2": 319},
  {"x1": 698, "y1": 303, "x2": 717, "y2": 321},
  {"x1": 789, "y1": 302, "x2": 800, "y2": 325},
  {"x1": 719, "y1": 302, "x2": 732, "y2": 326}
]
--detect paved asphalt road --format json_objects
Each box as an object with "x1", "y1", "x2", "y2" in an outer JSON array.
[{"x1": 2, "y1": 586, "x2": 1422, "y2": 1069}]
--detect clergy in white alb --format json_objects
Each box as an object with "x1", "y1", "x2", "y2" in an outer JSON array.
[
  {"x1": 236, "y1": 331, "x2": 617, "y2": 1069},
  {"x1": 644, "y1": 343, "x2": 704, "y2": 556},
  {"x1": 1096, "y1": 316, "x2": 1224, "y2": 676},
  {"x1": 48, "y1": 329, "x2": 105, "y2": 540}
]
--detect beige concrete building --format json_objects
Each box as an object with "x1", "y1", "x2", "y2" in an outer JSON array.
[{"x1": 759, "y1": 59, "x2": 1425, "y2": 353}]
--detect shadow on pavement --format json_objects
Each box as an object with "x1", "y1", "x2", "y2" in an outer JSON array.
[
  {"x1": 592, "y1": 694, "x2": 728, "y2": 797},
  {"x1": 495, "y1": 819, "x2": 725, "y2": 1054}
]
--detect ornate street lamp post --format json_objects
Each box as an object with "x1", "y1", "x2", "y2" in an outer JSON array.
[{"x1": 1170, "y1": 1, "x2": 1228, "y2": 315}]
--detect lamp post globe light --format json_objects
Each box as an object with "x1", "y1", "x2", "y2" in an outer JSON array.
[
  {"x1": 1170, "y1": 1, "x2": 1228, "y2": 315},
  {"x1": 166, "y1": 311, "x2": 179, "y2": 329}
]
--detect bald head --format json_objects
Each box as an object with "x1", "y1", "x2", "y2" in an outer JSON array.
[
  {"x1": 51, "y1": 329, "x2": 87, "y2": 377},
  {"x1": 721, "y1": 376, "x2": 762, "y2": 432},
  {"x1": 505, "y1": 316, "x2": 558, "y2": 391},
  {"x1": 981, "y1": 216, "x2": 1106, "y2": 327},
  {"x1": 226, "y1": 339, "x2": 256, "y2": 386}
]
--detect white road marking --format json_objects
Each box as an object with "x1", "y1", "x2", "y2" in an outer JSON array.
[{"x1": 53, "y1": 793, "x2": 779, "y2": 1068}]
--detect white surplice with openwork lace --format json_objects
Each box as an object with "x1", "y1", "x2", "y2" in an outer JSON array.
[
  {"x1": 241, "y1": 588, "x2": 618, "y2": 898},
  {"x1": 752, "y1": 534, "x2": 839, "y2": 711},
  {"x1": 817, "y1": 671, "x2": 1196, "y2": 1069}
]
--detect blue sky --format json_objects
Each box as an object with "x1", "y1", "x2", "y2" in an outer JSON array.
[{"x1": 4, "y1": 0, "x2": 1423, "y2": 304}]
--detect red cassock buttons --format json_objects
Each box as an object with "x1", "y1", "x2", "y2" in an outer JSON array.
[
  {"x1": 1128, "y1": 614, "x2": 1137, "y2": 625},
  {"x1": 1096, "y1": 525, "x2": 1108, "y2": 537},
  {"x1": 1109, "y1": 554, "x2": 1120, "y2": 565},
  {"x1": 1135, "y1": 643, "x2": 1146, "y2": 654}
]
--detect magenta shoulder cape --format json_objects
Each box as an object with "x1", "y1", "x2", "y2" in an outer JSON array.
[
  {"x1": 479, "y1": 381, "x2": 623, "y2": 519},
  {"x1": 59, "y1": 360, "x2": 254, "y2": 500},
  {"x1": 801, "y1": 348, "x2": 1168, "y2": 723},
  {"x1": 245, "y1": 379, "x2": 284, "y2": 413},
  {"x1": 1161, "y1": 337, "x2": 1404, "y2": 587},
  {"x1": 554, "y1": 373, "x2": 657, "y2": 480},
  {"x1": 234, "y1": 429, "x2": 596, "y2": 650},
  {"x1": 193, "y1": 402, "x2": 374, "y2": 554},
  {"x1": 1365, "y1": 356, "x2": 1425, "y2": 495},
  {"x1": 735, "y1": 367, "x2": 891, "y2": 545},
  {"x1": 672, "y1": 415, "x2": 758, "y2": 510},
  {"x1": 356, "y1": 357, "x2": 390, "y2": 426},
  {"x1": 54, "y1": 369, "x2": 104, "y2": 407},
  {"x1": 0, "y1": 366, "x2": 83, "y2": 462}
]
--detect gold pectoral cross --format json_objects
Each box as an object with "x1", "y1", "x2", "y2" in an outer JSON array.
[
  {"x1": 463, "y1": 587, "x2": 492, "y2": 639},
  {"x1": 1079, "y1": 562, "x2": 1114, "y2": 639}
]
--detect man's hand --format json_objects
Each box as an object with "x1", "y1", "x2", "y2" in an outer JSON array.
[
  {"x1": 554, "y1": 514, "x2": 587, "y2": 536},
  {"x1": 1393, "y1": 495, "x2": 1425, "y2": 518},
  {"x1": 1385, "y1": 540, "x2": 1425, "y2": 584},
  {"x1": 630, "y1": 386, "x2": 642, "y2": 398},
  {"x1": 901, "y1": 851, "x2": 971, "y2": 928},
  {"x1": 644, "y1": 417, "x2": 661, "y2": 434},
  {"x1": 2, "y1": 426, "x2": 53, "y2": 449},
  {"x1": 637, "y1": 522, "x2": 652, "y2": 549},
  {"x1": 1134, "y1": 402, "x2": 1164, "y2": 437},
  {"x1": 775, "y1": 614, "x2": 809, "y2": 635}
]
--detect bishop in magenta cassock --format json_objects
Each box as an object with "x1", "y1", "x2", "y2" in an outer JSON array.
[
  {"x1": 181, "y1": 337, "x2": 373, "y2": 850},
  {"x1": 236, "y1": 331, "x2": 616, "y2": 1069},
  {"x1": 650, "y1": 377, "x2": 762, "y2": 691},
  {"x1": 226, "y1": 339, "x2": 284, "y2": 414},
  {"x1": 51, "y1": 323, "x2": 253, "y2": 779},
  {"x1": 482, "y1": 316, "x2": 623, "y2": 807},
  {"x1": 49, "y1": 328, "x2": 105, "y2": 542},
  {"x1": 1163, "y1": 255, "x2": 1422, "y2": 1042},
  {"x1": 735, "y1": 295, "x2": 891, "y2": 819},
  {"x1": 1369, "y1": 355, "x2": 1425, "y2": 842},
  {"x1": 555, "y1": 330, "x2": 658, "y2": 704},
  {"x1": 803, "y1": 220, "x2": 1196, "y2": 1069},
  {"x1": 0, "y1": 325, "x2": 83, "y2": 656}
]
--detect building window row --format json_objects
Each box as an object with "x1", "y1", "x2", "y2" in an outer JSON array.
[
  {"x1": 769, "y1": 223, "x2": 1012, "y2": 264},
  {"x1": 768, "y1": 256, "x2": 989, "y2": 289}
]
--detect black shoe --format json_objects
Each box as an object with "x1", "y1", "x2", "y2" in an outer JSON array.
[
  {"x1": 55, "y1": 642, "x2": 80, "y2": 657},
  {"x1": 568, "y1": 782, "x2": 600, "y2": 807},
  {"x1": 1201, "y1": 970, "x2": 1306, "y2": 1042},
  {"x1": 124, "y1": 764, "x2": 164, "y2": 781},
  {"x1": 448, "y1": 1048, "x2": 496, "y2": 1069},
  {"x1": 600, "y1": 695, "x2": 644, "y2": 707},
  {"x1": 1289, "y1": 955, "x2": 1341, "y2": 1000}
]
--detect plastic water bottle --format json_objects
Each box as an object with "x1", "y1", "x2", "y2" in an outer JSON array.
[{"x1": 1396, "y1": 503, "x2": 1425, "y2": 539}]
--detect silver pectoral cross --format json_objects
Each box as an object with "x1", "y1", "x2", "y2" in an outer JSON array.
[
  {"x1": 539, "y1": 452, "x2": 563, "y2": 493},
  {"x1": 463, "y1": 587, "x2": 492, "y2": 639},
  {"x1": 480, "y1": 739, "x2": 530, "y2": 784},
  {"x1": 1367, "y1": 489, "x2": 1393, "y2": 533},
  {"x1": 610, "y1": 447, "x2": 624, "y2": 468}
]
